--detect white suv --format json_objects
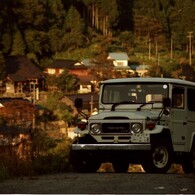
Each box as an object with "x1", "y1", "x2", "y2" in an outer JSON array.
[{"x1": 70, "y1": 78, "x2": 195, "y2": 173}]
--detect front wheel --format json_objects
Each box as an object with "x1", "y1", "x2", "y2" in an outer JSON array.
[
  {"x1": 69, "y1": 149, "x2": 101, "y2": 173},
  {"x1": 142, "y1": 141, "x2": 172, "y2": 173}
]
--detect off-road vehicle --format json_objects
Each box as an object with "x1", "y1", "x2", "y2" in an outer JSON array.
[{"x1": 70, "y1": 78, "x2": 195, "y2": 173}]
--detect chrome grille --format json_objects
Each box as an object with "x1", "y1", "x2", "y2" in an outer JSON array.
[{"x1": 102, "y1": 123, "x2": 130, "y2": 134}]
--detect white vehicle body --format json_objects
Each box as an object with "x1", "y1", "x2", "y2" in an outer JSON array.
[{"x1": 70, "y1": 78, "x2": 195, "y2": 173}]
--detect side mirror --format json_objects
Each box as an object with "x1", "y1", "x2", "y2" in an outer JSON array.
[
  {"x1": 75, "y1": 98, "x2": 83, "y2": 109},
  {"x1": 163, "y1": 97, "x2": 171, "y2": 108}
]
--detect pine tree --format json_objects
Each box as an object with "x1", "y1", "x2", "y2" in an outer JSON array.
[
  {"x1": 11, "y1": 30, "x2": 25, "y2": 56},
  {"x1": 65, "y1": 6, "x2": 84, "y2": 34},
  {"x1": 62, "y1": 6, "x2": 85, "y2": 51},
  {"x1": 47, "y1": 0, "x2": 65, "y2": 29}
]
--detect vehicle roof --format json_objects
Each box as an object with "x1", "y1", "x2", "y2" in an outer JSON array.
[{"x1": 102, "y1": 77, "x2": 195, "y2": 87}]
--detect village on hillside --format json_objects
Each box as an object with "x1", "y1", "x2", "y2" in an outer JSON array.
[{"x1": 0, "y1": 52, "x2": 148, "y2": 145}]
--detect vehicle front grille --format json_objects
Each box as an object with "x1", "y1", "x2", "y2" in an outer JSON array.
[{"x1": 102, "y1": 123, "x2": 130, "y2": 134}]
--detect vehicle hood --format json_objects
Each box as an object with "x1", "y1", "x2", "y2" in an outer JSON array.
[{"x1": 89, "y1": 110, "x2": 160, "y2": 120}]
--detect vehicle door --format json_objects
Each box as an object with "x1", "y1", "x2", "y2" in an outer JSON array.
[
  {"x1": 170, "y1": 86, "x2": 187, "y2": 151},
  {"x1": 186, "y1": 87, "x2": 195, "y2": 151}
]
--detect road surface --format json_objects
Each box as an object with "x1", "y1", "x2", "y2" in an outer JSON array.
[{"x1": 0, "y1": 172, "x2": 194, "y2": 194}]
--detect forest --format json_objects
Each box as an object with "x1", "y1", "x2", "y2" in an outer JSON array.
[{"x1": 0, "y1": 0, "x2": 195, "y2": 80}]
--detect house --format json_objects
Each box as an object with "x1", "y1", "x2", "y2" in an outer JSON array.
[
  {"x1": 70, "y1": 63, "x2": 90, "y2": 76},
  {"x1": 81, "y1": 59, "x2": 96, "y2": 67},
  {"x1": 129, "y1": 64, "x2": 151, "y2": 77},
  {"x1": 107, "y1": 52, "x2": 129, "y2": 68},
  {"x1": 4, "y1": 56, "x2": 44, "y2": 95},
  {"x1": 77, "y1": 75, "x2": 96, "y2": 93},
  {"x1": 45, "y1": 60, "x2": 97, "y2": 93},
  {"x1": 70, "y1": 64, "x2": 96, "y2": 93},
  {"x1": 44, "y1": 60, "x2": 80, "y2": 76}
]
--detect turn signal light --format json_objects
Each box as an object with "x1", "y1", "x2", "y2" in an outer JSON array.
[
  {"x1": 78, "y1": 122, "x2": 87, "y2": 130},
  {"x1": 146, "y1": 121, "x2": 156, "y2": 130}
]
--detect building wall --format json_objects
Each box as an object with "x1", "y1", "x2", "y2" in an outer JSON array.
[
  {"x1": 113, "y1": 60, "x2": 128, "y2": 67},
  {"x1": 5, "y1": 83, "x2": 15, "y2": 93}
]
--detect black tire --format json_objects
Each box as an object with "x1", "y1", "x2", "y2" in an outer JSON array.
[
  {"x1": 69, "y1": 149, "x2": 101, "y2": 173},
  {"x1": 142, "y1": 140, "x2": 172, "y2": 173},
  {"x1": 112, "y1": 160, "x2": 129, "y2": 173},
  {"x1": 182, "y1": 141, "x2": 195, "y2": 174}
]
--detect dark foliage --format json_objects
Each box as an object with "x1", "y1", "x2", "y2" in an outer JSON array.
[{"x1": 0, "y1": 0, "x2": 195, "y2": 71}]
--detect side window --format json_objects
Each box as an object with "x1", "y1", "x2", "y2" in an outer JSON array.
[
  {"x1": 172, "y1": 87, "x2": 184, "y2": 109},
  {"x1": 187, "y1": 88, "x2": 195, "y2": 111}
]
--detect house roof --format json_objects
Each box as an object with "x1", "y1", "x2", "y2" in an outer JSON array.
[
  {"x1": 129, "y1": 64, "x2": 150, "y2": 71},
  {"x1": 46, "y1": 60, "x2": 80, "y2": 69},
  {"x1": 0, "y1": 97, "x2": 30, "y2": 106},
  {"x1": 5, "y1": 56, "x2": 42, "y2": 82},
  {"x1": 107, "y1": 52, "x2": 129, "y2": 60},
  {"x1": 71, "y1": 64, "x2": 88, "y2": 70},
  {"x1": 81, "y1": 59, "x2": 96, "y2": 67},
  {"x1": 77, "y1": 75, "x2": 96, "y2": 85}
]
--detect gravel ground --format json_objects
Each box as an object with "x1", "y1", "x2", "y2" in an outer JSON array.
[{"x1": 0, "y1": 173, "x2": 194, "y2": 194}]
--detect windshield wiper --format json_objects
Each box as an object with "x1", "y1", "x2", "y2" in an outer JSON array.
[
  {"x1": 137, "y1": 102, "x2": 154, "y2": 111},
  {"x1": 111, "y1": 101, "x2": 136, "y2": 111}
]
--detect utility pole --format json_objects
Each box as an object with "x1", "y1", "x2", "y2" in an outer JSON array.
[
  {"x1": 155, "y1": 38, "x2": 158, "y2": 57},
  {"x1": 89, "y1": 95, "x2": 94, "y2": 116},
  {"x1": 187, "y1": 31, "x2": 193, "y2": 65},
  {"x1": 170, "y1": 37, "x2": 173, "y2": 61},
  {"x1": 148, "y1": 38, "x2": 151, "y2": 60}
]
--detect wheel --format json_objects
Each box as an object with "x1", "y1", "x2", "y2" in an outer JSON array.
[
  {"x1": 112, "y1": 160, "x2": 129, "y2": 173},
  {"x1": 142, "y1": 140, "x2": 172, "y2": 173},
  {"x1": 69, "y1": 149, "x2": 101, "y2": 173},
  {"x1": 182, "y1": 141, "x2": 195, "y2": 173}
]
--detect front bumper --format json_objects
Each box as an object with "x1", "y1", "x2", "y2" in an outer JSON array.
[{"x1": 71, "y1": 143, "x2": 151, "y2": 150}]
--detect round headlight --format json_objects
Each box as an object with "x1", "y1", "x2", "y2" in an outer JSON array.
[
  {"x1": 131, "y1": 123, "x2": 142, "y2": 134},
  {"x1": 90, "y1": 123, "x2": 101, "y2": 134}
]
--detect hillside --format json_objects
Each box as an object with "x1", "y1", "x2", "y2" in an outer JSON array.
[{"x1": 0, "y1": 0, "x2": 195, "y2": 80}]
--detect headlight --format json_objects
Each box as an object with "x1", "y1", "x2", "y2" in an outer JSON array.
[
  {"x1": 90, "y1": 123, "x2": 101, "y2": 134},
  {"x1": 131, "y1": 123, "x2": 142, "y2": 134}
]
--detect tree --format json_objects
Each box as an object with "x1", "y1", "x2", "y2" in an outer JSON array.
[
  {"x1": 62, "y1": 6, "x2": 85, "y2": 51},
  {"x1": 0, "y1": 51, "x2": 6, "y2": 80},
  {"x1": 11, "y1": 29, "x2": 26, "y2": 55},
  {"x1": 118, "y1": 31, "x2": 135, "y2": 49},
  {"x1": 46, "y1": 0, "x2": 66, "y2": 29},
  {"x1": 40, "y1": 92, "x2": 73, "y2": 124},
  {"x1": 56, "y1": 69, "x2": 79, "y2": 93},
  {"x1": 12, "y1": 0, "x2": 47, "y2": 30},
  {"x1": 65, "y1": 6, "x2": 84, "y2": 34},
  {"x1": 48, "y1": 29, "x2": 64, "y2": 53},
  {"x1": 0, "y1": 0, "x2": 13, "y2": 55},
  {"x1": 47, "y1": 0, "x2": 66, "y2": 54},
  {"x1": 0, "y1": 100, "x2": 36, "y2": 127},
  {"x1": 24, "y1": 30, "x2": 49, "y2": 56},
  {"x1": 169, "y1": 0, "x2": 195, "y2": 51}
]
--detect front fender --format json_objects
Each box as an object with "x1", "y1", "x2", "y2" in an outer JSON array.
[
  {"x1": 74, "y1": 127, "x2": 88, "y2": 135},
  {"x1": 145, "y1": 125, "x2": 168, "y2": 134}
]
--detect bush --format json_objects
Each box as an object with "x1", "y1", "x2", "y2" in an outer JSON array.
[
  {"x1": 32, "y1": 139, "x2": 72, "y2": 174},
  {"x1": 0, "y1": 132, "x2": 72, "y2": 180},
  {"x1": 0, "y1": 163, "x2": 9, "y2": 181}
]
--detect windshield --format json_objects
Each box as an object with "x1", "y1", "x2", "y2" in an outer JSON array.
[{"x1": 102, "y1": 83, "x2": 169, "y2": 104}]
